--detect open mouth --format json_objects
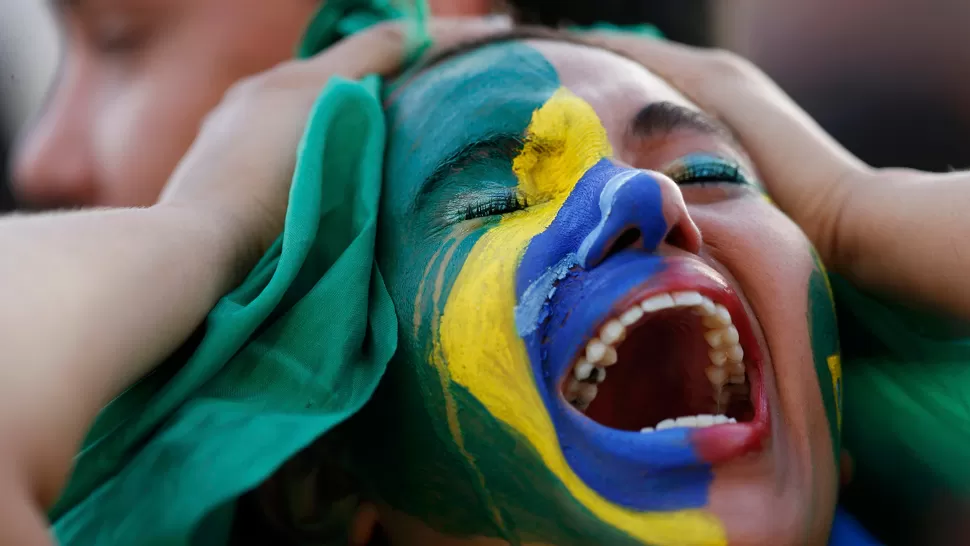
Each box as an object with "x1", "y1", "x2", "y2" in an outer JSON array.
[{"x1": 554, "y1": 256, "x2": 768, "y2": 464}]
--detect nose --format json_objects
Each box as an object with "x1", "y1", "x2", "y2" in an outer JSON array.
[
  {"x1": 579, "y1": 168, "x2": 701, "y2": 268},
  {"x1": 12, "y1": 85, "x2": 97, "y2": 208}
]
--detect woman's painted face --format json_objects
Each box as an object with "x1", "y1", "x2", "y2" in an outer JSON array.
[{"x1": 368, "y1": 39, "x2": 842, "y2": 546}]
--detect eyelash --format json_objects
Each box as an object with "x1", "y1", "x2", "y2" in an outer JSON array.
[
  {"x1": 666, "y1": 155, "x2": 752, "y2": 187},
  {"x1": 459, "y1": 190, "x2": 526, "y2": 221}
]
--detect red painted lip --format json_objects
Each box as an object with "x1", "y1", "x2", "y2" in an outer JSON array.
[{"x1": 613, "y1": 255, "x2": 770, "y2": 464}]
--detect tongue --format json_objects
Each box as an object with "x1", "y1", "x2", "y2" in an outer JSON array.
[{"x1": 584, "y1": 309, "x2": 715, "y2": 431}]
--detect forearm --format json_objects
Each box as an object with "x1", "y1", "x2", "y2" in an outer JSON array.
[
  {"x1": 0, "y1": 204, "x2": 244, "y2": 506},
  {"x1": 835, "y1": 169, "x2": 970, "y2": 319}
]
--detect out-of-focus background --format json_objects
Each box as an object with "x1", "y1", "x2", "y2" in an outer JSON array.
[{"x1": 4, "y1": 0, "x2": 970, "y2": 212}]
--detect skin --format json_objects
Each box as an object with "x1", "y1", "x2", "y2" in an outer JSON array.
[
  {"x1": 354, "y1": 39, "x2": 841, "y2": 545},
  {"x1": 11, "y1": 0, "x2": 493, "y2": 209}
]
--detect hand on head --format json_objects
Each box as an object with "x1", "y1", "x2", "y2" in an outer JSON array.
[
  {"x1": 585, "y1": 34, "x2": 874, "y2": 267},
  {"x1": 158, "y1": 18, "x2": 511, "y2": 266}
]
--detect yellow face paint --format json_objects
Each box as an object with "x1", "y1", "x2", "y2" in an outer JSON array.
[
  {"x1": 513, "y1": 88, "x2": 615, "y2": 201},
  {"x1": 433, "y1": 88, "x2": 725, "y2": 545},
  {"x1": 828, "y1": 354, "x2": 843, "y2": 431}
]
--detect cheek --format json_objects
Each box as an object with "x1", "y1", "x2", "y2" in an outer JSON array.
[
  {"x1": 696, "y1": 197, "x2": 839, "y2": 533},
  {"x1": 690, "y1": 198, "x2": 820, "y2": 325},
  {"x1": 692, "y1": 196, "x2": 835, "y2": 444}
]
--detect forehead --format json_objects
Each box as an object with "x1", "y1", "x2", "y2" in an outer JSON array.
[
  {"x1": 384, "y1": 39, "x2": 697, "y2": 207},
  {"x1": 527, "y1": 40, "x2": 695, "y2": 133}
]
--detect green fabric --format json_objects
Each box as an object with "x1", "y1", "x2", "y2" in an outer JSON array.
[
  {"x1": 50, "y1": 47, "x2": 397, "y2": 546},
  {"x1": 833, "y1": 275, "x2": 970, "y2": 545},
  {"x1": 297, "y1": 0, "x2": 431, "y2": 63}
]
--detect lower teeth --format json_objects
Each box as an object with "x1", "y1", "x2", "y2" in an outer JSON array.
[{"x1": 640, "y1": 414, "x2": 736, "y2": 433}]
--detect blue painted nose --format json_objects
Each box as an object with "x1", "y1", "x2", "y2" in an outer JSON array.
[{"x1": 577, "y1": 166, "x2": 701, "y2": 269}]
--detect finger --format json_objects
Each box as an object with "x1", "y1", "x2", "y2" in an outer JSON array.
[
  {"x1": 584, "y1": 32, "x2": 707, "y2": 84},
  {"x1": 593, "y1": 34, "x2": 869, "y2": 210},
  {"x1": 421, "y1": 16, "x2": 513, "y2": 57}
]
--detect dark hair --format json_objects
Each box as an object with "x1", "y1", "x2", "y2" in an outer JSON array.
[
  {"x1": 419, "y1": 25, "x2": 601, "y2": 69},
  {"x1": 506, "y1": 0, "x2": 713, "y2": 46},
  {"x1": 394, "y1": 25, "x2": 641, "y2": 93}
]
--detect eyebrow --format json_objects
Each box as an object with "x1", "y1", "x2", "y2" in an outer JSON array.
[{"x1": 630, "y1": 101, "x2": 736, "y2": 145}]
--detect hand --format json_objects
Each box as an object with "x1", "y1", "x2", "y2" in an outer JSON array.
[
  {"x1": 589, "y1": 34, "x2": 874, "y2": 266},
  {"x1": 158, "y1": 18, "x2": 510, "y2": 269}
]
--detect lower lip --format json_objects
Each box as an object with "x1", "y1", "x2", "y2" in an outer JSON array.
[{"x1": 616, "y1": 257, "x2": 771, "y2": 464}]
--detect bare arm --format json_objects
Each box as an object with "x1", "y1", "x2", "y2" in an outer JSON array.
[
  {"x1": 0, "y1": 205, "x2": 245, "y2": 510},
  {"x1": 835, "y1": 168, "x2": 970, "y2": 317}
]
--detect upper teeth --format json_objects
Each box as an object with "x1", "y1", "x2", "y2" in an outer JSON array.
[{"x1": 564, "y1": 290, "x2": 749, "y2": 416}]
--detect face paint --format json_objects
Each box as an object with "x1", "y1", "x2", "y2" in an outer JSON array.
[
  {"x1": 434, "y1": 88, "x2": 724, "y2": 542},
  {"x1": 809, "y1": 252, "x2": 842, "y2": 461},
  {"x1": 343, "y1": 33, "x2": 852, "y2": 545},
  {"x1": 360, "y1": 41, "x2": 733, "y2": 545}
]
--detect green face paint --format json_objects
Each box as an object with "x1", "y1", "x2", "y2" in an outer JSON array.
[{"x1": 808, "y1": 252, "x2": 842, "y2": 463}]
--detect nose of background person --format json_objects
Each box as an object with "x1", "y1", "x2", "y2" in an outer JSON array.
[
  {"x1": 580, "y1": 169, "x2": 701, "y2": 268},
  {"x1": 11, "y1": 90, "x2": 97, "y2": 209}
]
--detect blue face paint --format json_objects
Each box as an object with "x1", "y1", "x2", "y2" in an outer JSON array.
[{"x1": 516, "y1": 160, "x2": 712, "y2": 511}]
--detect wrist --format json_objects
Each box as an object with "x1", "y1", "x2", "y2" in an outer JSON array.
[
  {"x1": 806, "y1": 165, "x2": 876, "y2": 273},
  {"x1": 826, "y1": 166, "x2": 917, "y2": 277}
]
